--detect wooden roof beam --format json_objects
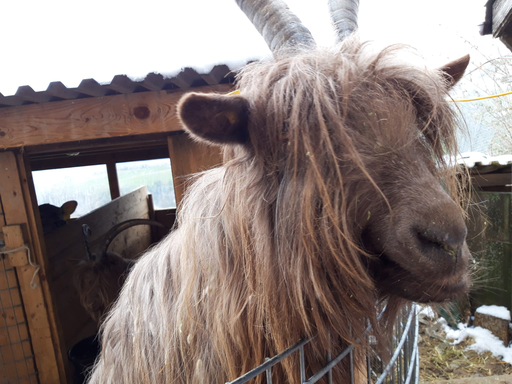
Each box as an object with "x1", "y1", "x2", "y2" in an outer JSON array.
[{"x1": 0, "y1": 84, "x2": 232, "y2": 149}]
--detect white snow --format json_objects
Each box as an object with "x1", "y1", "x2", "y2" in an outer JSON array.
[
  {"x1": 476, "y1": 305, "x2": 511, "y2": 321},
  {"x1": 417, "y1": 305, "x2": 437, "y2": 319},
  {"x1": 439, "y1": 318, "x2": 512, "y2": 365},
  {"x1": 0, "y1": 0, "x2": 491, "y2": 97},
  {"x1": 449, "y1": 152, "x2": 512, "y2": 168}
]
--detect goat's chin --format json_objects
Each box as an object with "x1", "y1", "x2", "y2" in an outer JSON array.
[{"x1": 371, "y1": 254, "x2": 471, "y2": 303}]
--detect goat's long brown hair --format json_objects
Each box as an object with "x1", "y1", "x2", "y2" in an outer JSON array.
[
  {"x1": 75, "y1": 253, "x2": 133, "y2": 324},
  {"x1": 89, "y1": 38, "x2": 467, "y2": 383}
]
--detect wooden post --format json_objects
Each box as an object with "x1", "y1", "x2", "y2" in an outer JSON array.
[
  {"x1": 0, "y1": 220, "x2": 37, "y2": 382},
  {"x1": 354, "y1": 349, "x2": 368, "y2": 384},
  {"x1": 3, "y1": 226, "x2": 29, "y2": 267},
  {"x1": 167, "y1": 134, "x2": 222, "y2": 208},
  {"x1": 0, "y1": 84, "x2": 232, "y2": 150},
  {"x1": 17, "y1": 152, "x2": 68, "y2": 383},
  {"x1": 0, "y1": 151, "x2": 63, "y2": 384},
  {"x1": 106, "y1": 161, "x2": 121, "y2": 200}
]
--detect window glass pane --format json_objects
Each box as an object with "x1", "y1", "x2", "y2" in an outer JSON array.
[
  {"x1": 116, "y1": 159, "x2": 176, "y2": 209},
  {"x1": 32, "y1": 165, "x2": 111, "y2": 217}
]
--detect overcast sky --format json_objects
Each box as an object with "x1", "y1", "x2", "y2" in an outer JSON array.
[{"x1": 0, "y1": 0, "x2": 499, "y2": 96}]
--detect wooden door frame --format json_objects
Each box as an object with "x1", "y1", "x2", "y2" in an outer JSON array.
[{"x1": 0, "y1": 151, "x2": 64, "y2": 383}]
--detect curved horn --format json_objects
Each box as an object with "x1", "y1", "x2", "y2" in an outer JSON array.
[
  {"x1": 99, "y1": 219, "x2": 169, "y2": 258},
  {"x1": 235, "y1": 0, "x2": 316, "y2": 53},
  {"x1": 82, "y1": 224, "x2": 95, "y2": 260},
  {"x1": 329, "y1": 0, "x2": 360, "y2": 41}
]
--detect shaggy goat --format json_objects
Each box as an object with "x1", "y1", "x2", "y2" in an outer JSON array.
[
  {"x1": 89, "y1": 1, "x2": 471, "y2": 383},
  {"x1": 75, "y1": 219, "x2": 167, "y2": 324}
]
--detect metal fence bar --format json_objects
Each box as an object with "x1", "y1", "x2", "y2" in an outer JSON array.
[
  {"x1": 403, "y1": 308, "x2": 419, "y2": 384},
  {"x1": 366, "y1": 353, "x2": 372, "y2": 384},
  {"x1": 414, "y1": 308, "x2": 420, "y2": 384},
  {"x1": 265, "y1": 358, "x2": 272, "y2": 384},
  {"x1": 374, "y1": 306, "x2": 415, "y2": 384},
  {"x1": 226, "y1": 338, "x2": 311, "y2": 384},
  {"x1": 226, "y1": 304, "x2": 418, "y2": 384},
  {"x1": 299, "y1": 345, "x2": 306, "y2": 383},
  {"x1": 304, "y1": 344, "x2": 354, "y2": 384},
  {"x1": 349, "y1": 349, "x2": 354, "y2": 384},
  {"x1": 327, "y1": 335, "x2": 333, "y2": 384},
  {"x1": 404, "y1": 344, "x2": 418, "y2": 384}
]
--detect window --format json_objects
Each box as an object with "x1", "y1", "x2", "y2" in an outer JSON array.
[
  {"x1": 32, "y1": 165, "x2": 111, "y2": 217},
  {"x1": 116, "y1": 159, "x2": 176, "y2": 209}
]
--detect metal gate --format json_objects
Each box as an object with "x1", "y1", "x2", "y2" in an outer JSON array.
[
  {"x1": 0, "y1": 249, "x2": 38, "y2": 384},
  {"x1": 226, "y1": 304, "x2": 419, "y2": 384}
]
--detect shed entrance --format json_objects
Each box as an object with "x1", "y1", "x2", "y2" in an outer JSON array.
[{"x1": 0, "y1": 151, "x2": 62, "y2": 383}]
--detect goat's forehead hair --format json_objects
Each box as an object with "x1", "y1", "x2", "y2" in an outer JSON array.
[
  {"x1": 234, "y1": 37, "x2": 455, "y2": 152},
  {"x1": 236, "y1": 38, "x2": 446, "y2": 99},
  {"x1": 228, "y1": 36, "x2": 461, "y2": 202}
]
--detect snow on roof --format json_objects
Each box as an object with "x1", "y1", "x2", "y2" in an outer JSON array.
[
  {"x1": 0, "y1": 66, "x2": 241, "y2": 108},
  {"x1": 453, "y1": 152, "x2": 512, "y2": 168},
  {"x1": 0, "y1": 0, "x2": 485, "y2": 107}
]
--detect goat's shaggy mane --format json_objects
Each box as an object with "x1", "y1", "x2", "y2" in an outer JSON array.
[
  {"x1": 88, "y1": 38, "x2": 470, "y2": 383},
  {"x1": 75, "y1": 253, "x2": 133, "y2": 324}
]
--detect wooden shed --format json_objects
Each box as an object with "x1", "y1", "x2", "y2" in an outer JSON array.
[
  {"x1": 0, "y1": 67, "x2": 234, "y2": 383},
  {"x1": 464, "y1": 155, "x2": 512, "y2": 315},
  {"x1": 481, "y1": 0, "x2": 512, "y2": 50}
]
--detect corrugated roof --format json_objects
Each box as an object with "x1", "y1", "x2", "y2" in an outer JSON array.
[
  {"x1": 456, "y1": 152, "x2": 512, "y2": 168},
  {"x1": 0, "y1": 65, "x2": 235, "y2": 108}
]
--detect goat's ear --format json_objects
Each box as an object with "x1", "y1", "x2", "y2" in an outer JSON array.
[
  {"x1": 61, "y1": 200, "x2": 77, "y2": 219},
  {"x1": 439, "y1": 54, "x2": 470, "y2": 87},
  {"x1": 177, "y1": 92, "x2": 250, "y2": 145}
]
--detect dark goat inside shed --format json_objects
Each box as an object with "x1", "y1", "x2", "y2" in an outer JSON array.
[
  {"x1": 89, "y1": 1, "x2": 471, "y2": 383},
  {"x1": 75, "y1": 219, "x2": 168, "y2": 325}
]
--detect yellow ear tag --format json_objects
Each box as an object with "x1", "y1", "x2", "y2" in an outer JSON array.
[{"x1": 227, "y1": 90, "x2": 241, "y2": 96}]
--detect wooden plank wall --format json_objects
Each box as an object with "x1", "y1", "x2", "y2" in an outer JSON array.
[
  {"x1": 167, "y1": 134, "x2": 223, "y2": 207},
  {"x1": 0, "y1": 151, "x2": 61, "y2": 383},
  {"x1": 493, "y1": 0, "x2": 512, "y2": 35},
  {"x1": 467, "y1": 192, "x2": 512, "y2": 311},
  {"x1": 0, "y1": 84, "x2": 231, "y2": 150},
  {"x1": 0, "y1": 203, "x2": 37, "y2": 383},
  {"x1": 43, "y1": 186, "x2": 154, "y2": 380},
  {"x1": 16, "y1": 154, "x2": 67, "y2": 382}
]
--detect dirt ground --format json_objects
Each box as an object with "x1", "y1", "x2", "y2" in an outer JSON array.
[{"x1": 418, "y1": 316, "x2": 512, "y2": 382}]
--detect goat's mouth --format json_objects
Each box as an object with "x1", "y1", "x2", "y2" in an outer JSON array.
[
  {"x1": 362, "y1": 229, "x2": 471, "y2": 303},
  {"x1": 371, "y1": 253, "x2": 470, "y2": 303}
]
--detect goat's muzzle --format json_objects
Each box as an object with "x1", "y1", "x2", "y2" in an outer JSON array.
[{"x1": 367, "y1": 185, "x2": 471, "y2": 303}]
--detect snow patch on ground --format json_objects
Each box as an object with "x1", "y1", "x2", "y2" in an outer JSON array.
[
  {"x1": 439, "y1": 318, "x2": 512, "y2": 365},
  {"x1": 417, "y1": 305, "x2": 437, "y2": 319},
  {"x1": 476, "y1": 305, "x2": 511, "y2": 321}
]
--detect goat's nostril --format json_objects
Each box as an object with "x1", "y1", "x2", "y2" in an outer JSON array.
[{"x1": 416, "y1": 226, "x2": 466, "y2": 258}]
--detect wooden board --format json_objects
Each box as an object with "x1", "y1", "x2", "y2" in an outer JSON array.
[
  {"x1": 0, "y1": 84, "x2": 231, "y2": 149},
  {"x1": 106, "y1": 161, "x2": 121, "y2": 200},
  {"x1": 45, "y1": 186, "x2": 152, "y2": 278},
  {"x1": 29, "y1": 141, "x2": 170, "y2": 172},
  {"x1": 0, "y1": 197, "x2": 5, "y2": 246},
  {"x1": 0, "y1": 151, "x2": 62, "y2": 384},
  {"x1": 472, "y1": 172, "x2": 512, "y2": 188},
  {"x1": 16, "y1": 153, "x2": 68, "y2": 383},
  {"x1": 44, "y1": 186, "x2": 155, "y2": 372},
  {"x1": 154, "y1": 209, "x2": 177, "y2": 239},
  {"x1": 493, "y1": 0, "x2": 512, "y2": 36},
  {"x1": 167, "y1": 134, "x2": 223, "y2": 206}
]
